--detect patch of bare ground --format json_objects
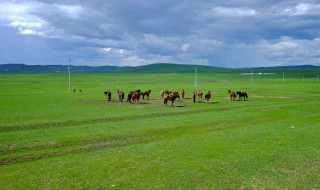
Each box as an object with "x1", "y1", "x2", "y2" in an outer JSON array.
[
  {"x1": 65, "y1": 100, "x2": 107, "y2": 104},
  {"x1": 251, "y1": 95, "x2": 266, "y2": 98},
  {"x1": 252, "y1": 95, "x2": 296, "y2": 100},
  {"x1": 275, "y1": 96, "x2": 294, "y2": 99}
]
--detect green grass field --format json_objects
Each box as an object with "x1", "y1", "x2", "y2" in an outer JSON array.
[{"x1": 1, "y1": 70, "x2": 319, "y2": 189}]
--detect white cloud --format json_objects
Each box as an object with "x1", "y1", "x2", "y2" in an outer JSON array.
[
  {"x1": 10, "y1": 21, "x2": 43, "y2": 28},
  {"x1": 181, "y1": 43, "x2": 190, "y2": 51},
  {"x1": 101, "y1": 47, "x2": 125, "y2": 54},
  {"x1": 53, "y1": 4, "x2": 84, "y2": 19},
  {"x1": 19, "y1": 28, "x2": 44, "y2": 36},
  {"x1": 280, "y1": 3, "x2": 320, "y2": 16},
  {"x1": 204, "y1": 7, "x2": 257, "y2": 17}
]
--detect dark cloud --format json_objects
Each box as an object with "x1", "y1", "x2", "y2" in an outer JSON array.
[{"x1": 0, "y1": 0, "x2": 319, "y2": 67}]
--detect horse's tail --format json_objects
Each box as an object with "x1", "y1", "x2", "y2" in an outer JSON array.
[{"x1": 245, "y1": 93, "x2": 248, "y2": 99}]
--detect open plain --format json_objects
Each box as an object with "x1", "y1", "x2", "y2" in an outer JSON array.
[{"x1": 1, "y1": 68, "x2": 319, "y2": 189}]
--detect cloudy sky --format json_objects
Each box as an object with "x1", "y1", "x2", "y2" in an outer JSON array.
[{"x1": 0, "y1": 0, "x2": 320, "y2": 68}]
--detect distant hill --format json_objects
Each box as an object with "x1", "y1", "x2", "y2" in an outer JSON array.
[
  {"x1": 116, "y1": 63, "x2": 233, "y2": 73},
  {"x1": 254, "y1": 65, "x2": 318, "y2": 69},
  {"x1": 0, "y1": 63, "x2": 318, "y2": 73},
  {"x1": 0, "y1": 63, "x2": 231, "y2": 73},
  {"x1": 0, "y1": 64, "x2": 120, "y2": 73}
]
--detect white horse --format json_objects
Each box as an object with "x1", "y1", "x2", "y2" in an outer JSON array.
[{"x1": 160, "y1": 90, "x2": 173, "y2": 99}]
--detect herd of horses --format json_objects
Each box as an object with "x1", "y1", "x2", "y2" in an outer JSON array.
[
  {"x1": 228, "y1": 90, "x2": 248, "y2": 101},
  {"x1": 104, "y1": 89, "x2": 248, "y2": 106}
]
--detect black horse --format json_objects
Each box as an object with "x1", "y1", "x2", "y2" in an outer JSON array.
[
  {"x1": 236, "y1": 91, "x2": 248, "y2": 101},
  {"x1": 127, "y1": 89, "x2": 141, "y2": 102},
  {"x1": 104, "y1": 91, "x2": 112, "y2": 101}
]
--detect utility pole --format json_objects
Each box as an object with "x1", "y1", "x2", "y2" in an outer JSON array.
[
  {"x1": 68, "y1": 58, "x2": 71, "y2": 92},
  {"x1": 195, "y1": 67, "x2": 197, "y2": 88}
]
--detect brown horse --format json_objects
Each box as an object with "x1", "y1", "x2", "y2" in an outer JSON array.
[
  {"x1": 140, "y1": 89, "x2": 151, "y2": 100},
  {"x1": 181, "y1": 89, "x2": 185, "y2": 99},
  {"x1": 196, "y1": 90, "x2": 203, "y2": 101},
  {"x1": 130, "y1": 92, "x2": 140, "y2": 103},
  {"x1": 164, "y1": 92, "x2": 180, "y2": 106},
  {"x1": 117, "y1": 90, "x2": 124, "y2": 102},
  {"x1": 127, "y1": 89, "x2": 140, "y2": 102},
  {"x1": 204, "y1": 91, "x2": 211, "y2": 102},
  {"x1": 104, "y1": 91, "x2": 111, "y2": 101},
  {"x1": 228, "y1": 90, "x2": 236, "y2": 101}
]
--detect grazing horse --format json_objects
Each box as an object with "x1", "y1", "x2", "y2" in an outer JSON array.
[
  {"x1": 204, "y1": 91, "x2": 211, "y2": 103},
  {"x1": 164, "y1": 92, "x2": 180, "y2": 106},
  {"x1": 117, "y1": 90, "x2": 125, "y2": 102},
  {"x1": 127, "y1": 89, "x2": 141, "y2": 102},
  {"x1": 104, "y1": 91, "x2": 112, "y2": 101},
  {"x1": 130, "y1": 92, "x2": 140, "y2": 103},
  {"x1": 236, "y1": 91, "x2": 248, "y2": 101},
  {"x1": 228, "y1": 90, "x2": 236, "y2": 101},
  {"x1": 196, "y1": 90, "x2": 203, "y2": 101},
  {"x1": 160, "y1": 90, "x2": 173, "y2": 99},
  {"x1": 140, "y1": 90, "x2": 151, "y2": 100},
  {"x1": 181, "y1": 89, "x2": 185, "y2": 99}
]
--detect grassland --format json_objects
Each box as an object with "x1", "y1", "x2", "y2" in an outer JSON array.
[{"x1": 0, "y1": 68, "x2": 319, "y2": 189}]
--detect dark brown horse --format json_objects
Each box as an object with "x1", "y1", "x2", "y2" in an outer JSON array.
[
  {"x1": 117, "y1": 90, "x2": 125, "y2": 102},
  {"x1": 104, "y1": 91, "x2": 112, "y2": 101},
  {"x1": 140, "y1": 89, "x2": 151, "y2": 100},
  {"x1": 130, "y1": 92, "x2": 140, "y2": 103},
  {"x1": 127, "y1": 89, "x2": 141, "y2": 102},
  {"x1": 236, "y1": 91, "x2": 248, "y2": 101},
  {"x1": 228, "y1": 90, "x2": 236, "y2": 101},
  {"x1": 204, "y1": 91, "x2": 211, "y2": 102},
  {"x1": 164, "y1": 92, "x2": 180, "y2": 106}
]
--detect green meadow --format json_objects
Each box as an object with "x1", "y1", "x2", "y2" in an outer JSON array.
[{"x1": 0, "y1": 69, "x2": 319, "y2": 189}]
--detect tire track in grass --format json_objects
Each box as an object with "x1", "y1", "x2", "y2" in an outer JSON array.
[
  {"x1": 1, "y1": 112, "x2": 263, "y2": 166},
  {"x1": 0, "y1": 106, "x2": 240, "y2": 133},
  {"x1": 2, "y1": 101, "x2": 302, "y2": 165}
]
